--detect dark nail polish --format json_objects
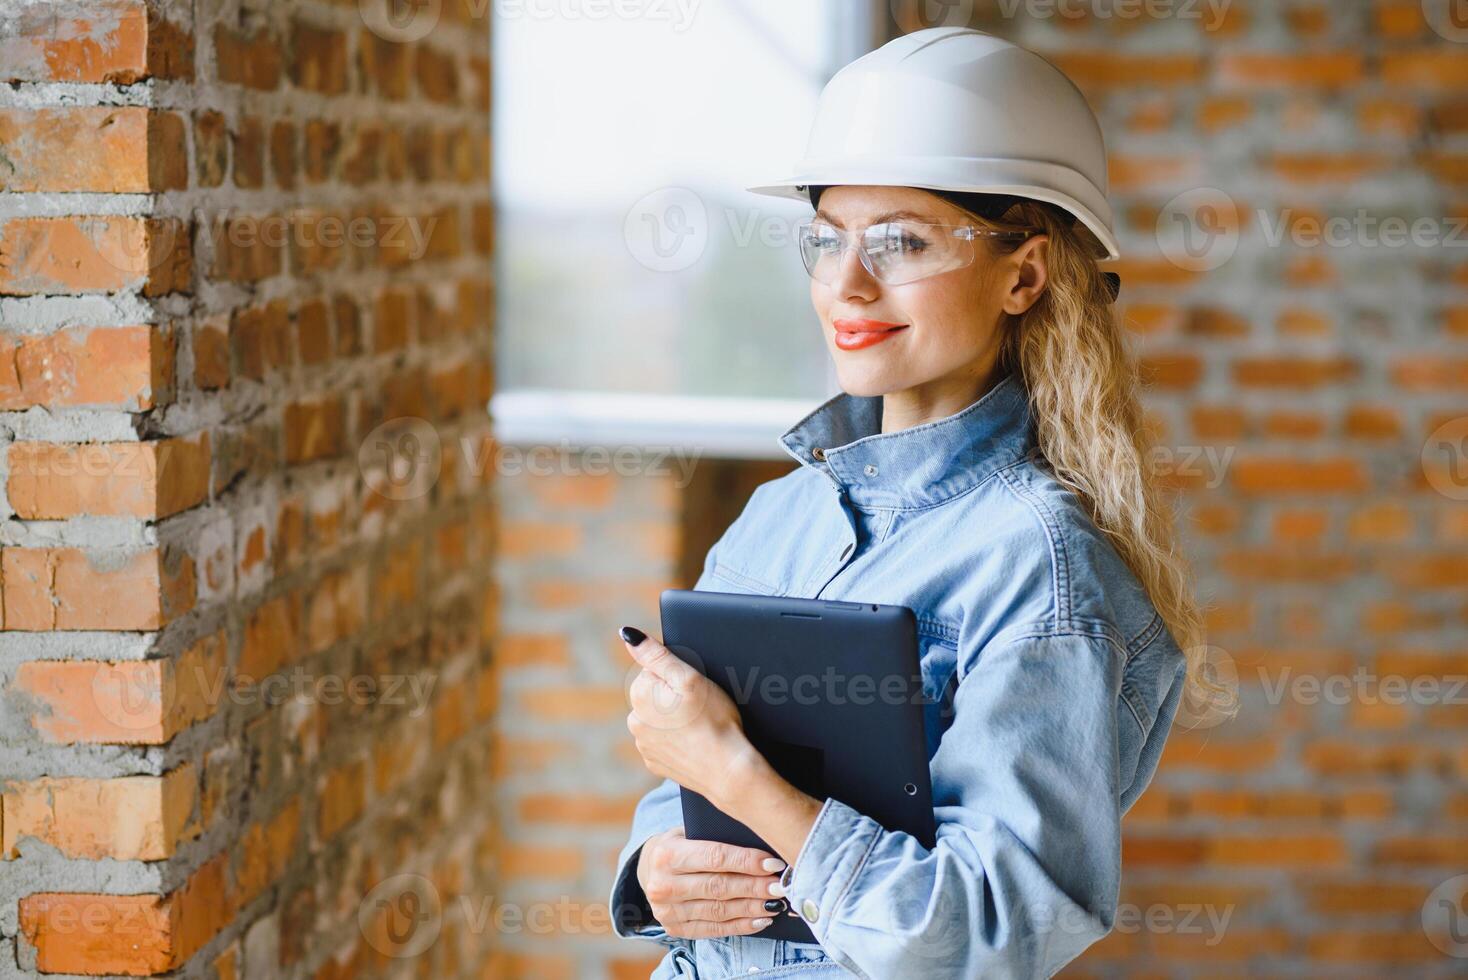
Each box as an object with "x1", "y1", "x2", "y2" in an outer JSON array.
[
  {"x1": 764, "y1": 898, "x2": 787, "y2": 914},
  {"x1": 619, "y1": 625, "x2": 647, "y2": 646}
]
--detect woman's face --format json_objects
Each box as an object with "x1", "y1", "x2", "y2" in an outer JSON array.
[{"x1": 808, "y1": 185, "x2": 1049, "y2": 399}]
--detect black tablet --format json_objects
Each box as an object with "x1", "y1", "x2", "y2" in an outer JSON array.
[{"x1": 659, "y1": 588, "x2": 937, "y2": 944}]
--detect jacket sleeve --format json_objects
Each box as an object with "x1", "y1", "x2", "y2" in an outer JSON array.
[
  {"x1": 608, "y1": 776, "x2": 685, "y2": 943},
  {"x1": 778, "y1": 627, "x2": 1175, "y2": 980},
  {"x1": 608, "y1": 533, "x2": 732, "y2": 943}
]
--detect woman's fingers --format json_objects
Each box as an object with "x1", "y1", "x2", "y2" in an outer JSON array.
[
  {"x1": 664, "y1": 871, "x2": 784, "y2": 902},
  {"x1": 667, "y1": 838, "x2": 784, "y2": 877},
  {"x1": 675, "y1": 898, "x2": 776, "y2": 922},
  {"x1": 664, "y1": 916, "x2": 775, "y2": 939}
]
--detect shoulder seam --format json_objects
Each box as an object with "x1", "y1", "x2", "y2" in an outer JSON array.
[{"x1": 995, "y1": 462, "x2": 1070, "y2": 626}]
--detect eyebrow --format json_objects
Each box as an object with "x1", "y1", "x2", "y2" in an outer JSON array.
[{"x1": 812, "y1": 208, "x2": 937, "y2": 228}]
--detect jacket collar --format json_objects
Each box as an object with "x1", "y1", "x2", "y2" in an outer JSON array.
[{"x1": 778, "y1": 371, "x2": 1036, "y2": 510}]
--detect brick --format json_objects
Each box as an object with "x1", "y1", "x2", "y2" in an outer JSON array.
[
  {"x1": 0, "y1": 108, "x2": 185, "y2": 193},
  {"x1": 518, "y1": 793, "x2": 643, "y2": 826},
  {"x1": 232, "y1": 115, "x2": 265, "y2": 189},
  {"x1": 0, "y1": 325, "x2": 171, "y2": 410},
  {"x1": 0, "y1": 1, "x2": 192, "y2": 83},
  {"x1": 317, "y1": 760, "x2": 366, "y2": 839},
  {"x1": 1230, "y1": 457, "x2": 1368, "y2": 493},
  {"x1": 1232, "y1": 356, "x2": 1357, "y2": 387},
  {"x1": 214, "y1": 23, "x2": 281, "y2": 90},
  {"x1": 238, "y1": 592, "x2": 303, "y2": 679},
  {"x1": 2, "y1": 764, "x2": 196, "y2": 860},
  {"x1": 283, "y1": 396, "x2": 347, "y2": 463},
  {"x1": 2, "y1": 547, "x2": 195, "y2": 631},
  {"x1": 290, "y1": 20, "x2": 348, "y2": 94},
  {"x1": 7, "y1": 433, "x2": 210, "y2": 519},
  {"x1": 234, "y1": 799, "x2": 300, "y2": 907},
  {"x1": 0, "y1": 217, "x2": 191, "y2": 296},
  {"x1": 11, "y1": 632, "x2": 226, "y2": 744},
  {"x1": 1215, "y1": 52, "x2": 1364, "y2": 88},
  {"x1": 1381, "y1": 50, "x2": 1468, "y2": 90},
  {"x1": 18, "y1": 852, "x2": 230, "y2": 974},
  {"x1": 1048, "y1": 53, "x2": 1203, "y2": 90},
  {"x1": 193, "y1": 110, "x2": 228, "y2": 188}
]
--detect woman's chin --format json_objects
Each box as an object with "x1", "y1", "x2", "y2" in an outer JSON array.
[{"x1": 833, "y1": 372, "x2": 902, "y2": 398}]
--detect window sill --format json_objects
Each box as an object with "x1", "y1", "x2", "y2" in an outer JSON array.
[{"x1": 490, "y1": 388, "x2": 826, "y2": 461}]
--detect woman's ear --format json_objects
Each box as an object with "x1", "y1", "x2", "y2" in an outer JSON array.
[{"x1": 1000, "y1": 235, "x2": 1049, "y2": 317}]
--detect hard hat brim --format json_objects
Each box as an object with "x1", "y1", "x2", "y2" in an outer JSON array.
[{"x1": 746, "y1": 157, "x2": 1121, "y2": 262}]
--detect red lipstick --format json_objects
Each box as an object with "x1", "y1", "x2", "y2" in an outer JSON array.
[{"x1": 832, "y1": 317, "x2": 909, "y2": 351}]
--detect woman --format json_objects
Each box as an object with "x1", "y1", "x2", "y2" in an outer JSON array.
[{"x1": 609, "y1": 27, "x2": 1208, "y2": 980}]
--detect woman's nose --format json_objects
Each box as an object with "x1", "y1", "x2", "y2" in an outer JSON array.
[{"x1": 831, "y1": 241, "x2": 881, "y2": 300}]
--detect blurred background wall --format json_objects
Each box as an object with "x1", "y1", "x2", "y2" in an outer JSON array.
[{"x1": 492, "y1": 1, "x2": 1468, "y2": 978}]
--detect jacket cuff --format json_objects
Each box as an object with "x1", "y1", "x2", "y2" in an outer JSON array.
[
  {"x1": 782, "y1": 797, "x2": 883, "y2": 946},
  {"x1": 609, "y1": 840, "x2": 676, "y2": 944}
]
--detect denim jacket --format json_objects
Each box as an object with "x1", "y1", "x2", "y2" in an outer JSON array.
[{"x1": 609, "y1": 371, "x2": 1188, "y2": 979}]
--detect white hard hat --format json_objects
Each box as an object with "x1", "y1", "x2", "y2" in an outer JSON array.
[{"x1": 748, "y1": 27, "x2": 1121, "y2": 262}]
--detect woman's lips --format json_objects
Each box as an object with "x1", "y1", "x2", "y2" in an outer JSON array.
[{"x1": 832, "y1": 318, "x2": 909, "y2": 351}]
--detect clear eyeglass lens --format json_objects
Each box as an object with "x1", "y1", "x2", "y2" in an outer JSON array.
[{"x1": 798, "y1": 221, "x2": 986, "y2": 285}]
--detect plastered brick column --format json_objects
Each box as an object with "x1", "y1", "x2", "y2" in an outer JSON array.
[{"x1": 0, "y1": 2, "x2": 500, "y2": 977}]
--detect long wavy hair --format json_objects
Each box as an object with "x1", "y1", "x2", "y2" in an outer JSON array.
[{"x1": 962, "y1": 198, "x2": 1219, "y2": 713}]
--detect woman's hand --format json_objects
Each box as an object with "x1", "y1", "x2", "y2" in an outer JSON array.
[
  {"x1": 635, "y1": 827, "x2": 789, "y2": 939},
  {"x1": 619, "y1": 626, "x2": 763, "y2": 808}
]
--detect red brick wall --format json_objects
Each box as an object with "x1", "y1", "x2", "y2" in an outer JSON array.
[{"x1": 1, "y1": 1, "x2": 499, "y2": 976}]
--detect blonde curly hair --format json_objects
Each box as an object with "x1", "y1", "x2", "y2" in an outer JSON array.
[{"x1": 969, "y1": 198, "x2": 1219, "y2": 712}]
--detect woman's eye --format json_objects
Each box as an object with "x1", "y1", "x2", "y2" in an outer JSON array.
[{"x1": 805, "y1": 233, "x2": 843, "y2": 252}]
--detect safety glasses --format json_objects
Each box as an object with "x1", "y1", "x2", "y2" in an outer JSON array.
[{"x1": 797, "y1": 219, "x2": 1030, "y2": 286}]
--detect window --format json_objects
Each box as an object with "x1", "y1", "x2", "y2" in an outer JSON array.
[{"x1": 492, "y1": 1, "x2": 875, "y2": 452}]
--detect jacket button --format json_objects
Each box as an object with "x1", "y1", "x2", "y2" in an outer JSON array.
[
  {"x1": 864, "y1": 463, "x2": 877, "y2": 476},
  {"x1": 811, "y1": 447, "x2": 826, "y2": 461},
  {"x1": 801, "y1": 899, "x2": 820, "y2": 923}
]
